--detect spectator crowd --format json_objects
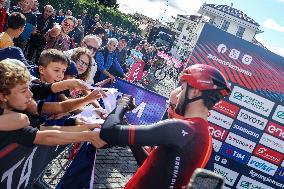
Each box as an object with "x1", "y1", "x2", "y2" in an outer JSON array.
[{"x1": 0, "y1": 0, "x2": 171, "y2": 154}]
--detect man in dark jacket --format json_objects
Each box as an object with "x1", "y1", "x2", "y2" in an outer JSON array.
[{"x1": 26, "y1": 4, "x2": 55, "y2": 64}]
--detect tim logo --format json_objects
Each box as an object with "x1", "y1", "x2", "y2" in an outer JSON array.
[
  {"x1": 217, "y1": 44, "x2": 252, "y2": 65},
  {"x1": 220, "y1": 143, "x2": 250, "y2": 164}
]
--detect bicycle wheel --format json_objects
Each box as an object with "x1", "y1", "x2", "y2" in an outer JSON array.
[{"x1": 154, "y1": 69, "x2": 166, "y2": 81}]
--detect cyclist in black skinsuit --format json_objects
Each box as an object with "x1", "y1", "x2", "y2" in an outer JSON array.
[{"x1": 100, "y1": 64, "x2": 231, "y2": 189}]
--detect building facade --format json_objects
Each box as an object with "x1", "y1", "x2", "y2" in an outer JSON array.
[
  {"x1": 172, "y1": 3, "x2": 263, "y2": 57},
  {"x1": 172, "y1": 14, "x2": 203, "y2": 58},
  {"x1": 198, "y1": 3, "x2": 263, "y2": 42}
]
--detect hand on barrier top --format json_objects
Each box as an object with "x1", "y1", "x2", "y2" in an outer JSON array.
[
  {"x1": 109, "y1": 75, "x2": 116, "y2": 83},
  {"x1": 95, "y1": 78, "x2": 112, "y2": 87}
]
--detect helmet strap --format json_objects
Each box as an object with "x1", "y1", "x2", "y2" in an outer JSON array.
[{"x1": 175, "y1": 83, "x2": 203, "y2": 116}]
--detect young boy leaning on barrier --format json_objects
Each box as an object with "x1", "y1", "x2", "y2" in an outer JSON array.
[
  {"x1": 28, "y1": 49, "x2": 105, "y2": 126},
  {"x1": 0, "y1": 59, "x2": 106, "y2": 148}
]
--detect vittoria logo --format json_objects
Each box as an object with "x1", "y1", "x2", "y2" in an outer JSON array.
[
  {"x1": 247, "y1": 156, "x2": 277, "y2": 176},
  {"x1": 236, "y1": 175, "x2": 274, "y2": 189},
  {"x1": 253, "y1": 144, "x2": 283, "y2": 165},
  {"x1": 208, "y1": 110, "x2": 234, "y2": 129},
  {"x1": 208, "y1": 123, "x2": 228, "y2": 141},
  {"x1": 213, "y1": 163, "x2": 239, "y2": 186},
  {"x1": 272, "y1": 105, "x2": 284, "y2": 125},
  {"x1": 220, "y1": 143, "x2": 251, "y2": 164},
  {"x1": 225, "y1": 132, "x2": 256, "y2": 153},
  {"x1": 237, "y1": 109, "x2": 268, "y2": 130},
  {"x1": 259, "y1": 133, "x2": 284, "y2": 153},
  {"x1": 265, "y1": 121, "x2": 284, "y2": 140},
  {"x1": 213, "y1": 100, "x2": 239, "y2": 118},
  {"x1": 229, "y1": 86, "x2": 275, "y2": 117}
]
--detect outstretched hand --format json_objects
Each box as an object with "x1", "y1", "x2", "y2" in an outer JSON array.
[
  {"x1": 85, "y1": 89, "x2": 107, "y2": 101},
  {"x1": 67, "y1": 79, "x2": 89, "y2": 90},
  {"x1": 117, "y1": 95, "x2": 136, "y2": 111}
]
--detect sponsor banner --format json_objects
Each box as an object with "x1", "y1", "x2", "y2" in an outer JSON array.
[
  {"x1": 208, "y1": 110, "x2": 234, "y2": 129},
  {"x1": 213, "y1": 163, "x2": 239, "y2": 186},
  {"x1": 231, "y1": 120, "x2": 262, "y2": 142},
  {"x1": 247, "y1": 156, "x2": 278, "y2": 176},
  {"x1": 249, "y1": 170, "x2": 284, "y2": 188},
  {"x1": 225, "y1": 132, "x2": 256, "y2": 153},
  {"x1": 0, "y1": 145, "x2": 66, "y2": 189},
  {"x1": 209, "y1": 123, "x2": 229, "y2": 141},
  {"x1": 220, "y1": 143, "x2": 251, "y2": 164},
  {"x1": 213, "y1": 100, "x2": 239, "y2": 118},
  {"x1": 253, "y1": 144, "x2": 283, "y2": 165},
  {"x1": 212, "y1": 138, "x2": 223, "y2": 152},
  {"x1": 237, "y1": 175, "x2": 274, "y2": 189},
  {"x1": 237, "y1": 109, "x2": 268, "y2": 130},
  {"x1": 106, "y1": 78, "x2": 168, "y2": 125},
  {"x1": 266, "y1": 121, "x2": 284, "y2": 140},
  {"x1": 272, "y1": 105, "x2": 284, "y2": 125},
  {"x1": 275, "y1": 167, "x2": 284, "y2": 181},
  {"x1": 259, "y1": 133, "x2": 284, "y2": 153},
  {"x1": 191, "y1": 23, "x2": 284, "y2": 189},
  {"x1": 229, "y1": 86, "x2": 275, "y2": 117}
]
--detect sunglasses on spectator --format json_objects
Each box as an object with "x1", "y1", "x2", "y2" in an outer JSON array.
[
  {"x1": 77, "y1": 59, "x2": 89, "y2": 68},
  {"x1": 84, "y1": 42, "x2": 98, "y2": 52}
]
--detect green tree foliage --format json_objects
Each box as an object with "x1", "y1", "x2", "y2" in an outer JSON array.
[{"x1": 10, "y1": 0, "x2": 140, "y2": 33}]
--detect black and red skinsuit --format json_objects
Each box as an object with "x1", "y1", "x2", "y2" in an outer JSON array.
[{"x1": 100, "y1": 103, "x2": 212, "y2": 189}]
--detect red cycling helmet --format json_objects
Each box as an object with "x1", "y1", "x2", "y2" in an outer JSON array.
[
  {"x1": 170, "y1": 64, "x2": 231, "y2": 118},
  {"x1": 180, "y1": 64, "x2": 231, "y2": 97}
]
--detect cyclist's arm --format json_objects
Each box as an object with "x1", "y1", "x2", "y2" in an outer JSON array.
[{"x1": 100, "y1": 103, "x2": 194, "y2": 148}]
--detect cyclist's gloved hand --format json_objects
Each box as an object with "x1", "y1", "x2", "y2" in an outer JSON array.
[{"x1": 117, "y1": 94, "x2": 136, "y2": 111}]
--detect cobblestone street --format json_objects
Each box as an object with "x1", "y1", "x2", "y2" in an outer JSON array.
[{"x1": 94, "y1": 147, "x2": 138, "y2": 189}]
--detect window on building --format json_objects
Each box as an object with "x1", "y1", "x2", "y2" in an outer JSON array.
[
  {"x1": 221, "y1": 20, "x2": 230, "y2": 31},
  {"x1": 236, "y1": 26, "x2": 245, "y2": 38},
  {"x1": 177, "y1": 23, "x2": 184, "y2": 32},
  {"x1": 186, "y1": 25, "x2": 191, "y2": 31},
  {"x1": 182, "y1": 35, "x2": 187, "y2": 40}
]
